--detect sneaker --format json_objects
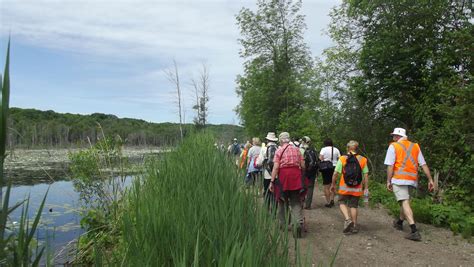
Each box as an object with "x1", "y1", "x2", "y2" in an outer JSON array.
[
  {"x1": 324, "y1": 203, "x2": 331, "y2": 208},
  {"x1": 405, "y1": 231, "x2": 422, "y2": 241},
  {"x1": 330, "y1": 200, "x2": 335, "y2": 207},
  {"x1": 343, "y1": 220, "x2": 353, "y2": 234},
  {"x1": 351, "y1": 225, "x2": 359, "y2": 234},
  {"x1": 392, "y1": 219, "x2": 403, "y2": 231}
]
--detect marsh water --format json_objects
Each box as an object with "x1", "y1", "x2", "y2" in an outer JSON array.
[{"x1": 3, "y1": 148, "x2": 159, "y2": 263}]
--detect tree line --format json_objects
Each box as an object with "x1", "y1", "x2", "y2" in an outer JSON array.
[
  {"x1": 7, "y1": 107, "x2": 244, "y2": 148},
  {"x1": 236, "y1": 0, "x2": 472, "y2": 204}
]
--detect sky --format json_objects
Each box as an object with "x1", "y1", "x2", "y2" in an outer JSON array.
[{"x1": 0, "y1": 0, "x2": 340, "y2": 125}]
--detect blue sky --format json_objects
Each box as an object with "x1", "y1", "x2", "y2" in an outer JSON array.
[{"x1": 0, "y1": 0, "x2": 339, "y2": 124}]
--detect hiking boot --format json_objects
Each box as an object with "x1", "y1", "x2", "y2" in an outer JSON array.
[
  {"x1": 393, "y1": 219, "x2": 403, "y2": 231},
  {"x1": 405, "y1": 231, "x2": 422, "y2": 241},
  {"x1": 343, "y1": 220, "x2": 353, "y2": 234},
  {"x1": 351, "y1": 225, "x2": 359, "y2": 234}
]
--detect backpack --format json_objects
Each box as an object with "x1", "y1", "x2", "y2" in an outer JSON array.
[
  {"x1": 264, "y1": 144, "x2": 278, "y2": 173},
  {"x1": 304, "y1": 147, "x2": 319, "y2": 173},
  {"x1": 231, "y1": 143, "x2": 241, "y2": 155},
  {"x1": 343, "y1": 154, "x2": 363, "y2": 186}
]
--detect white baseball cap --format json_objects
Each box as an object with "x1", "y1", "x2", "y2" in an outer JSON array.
[{"x1": 390, "y1": 128, "x2": 407, "y2": 137}]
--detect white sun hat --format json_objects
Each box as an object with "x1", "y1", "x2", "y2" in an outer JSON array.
[
  {"x1": 390, "y1": 127, "x2": 407, "y2": 137},
  {"x1": 265, "y1": 132, "x2": 278, "y2": 142}
]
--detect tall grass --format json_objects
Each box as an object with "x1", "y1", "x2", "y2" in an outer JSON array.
[
  {"x1": 0, "y1": 39, "x2": 48, "y2": 265},
  {"x1": 115, "y1": 133, "x2": 290, "y2": 266}
]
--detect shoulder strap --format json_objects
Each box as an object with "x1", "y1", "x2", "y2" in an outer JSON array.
[
  {"x1": 331, "y1": 146, "x2": 334, "y2": 162},
  {"x1": 280, "y1": 144, "x2": 291, "y2": 158}
]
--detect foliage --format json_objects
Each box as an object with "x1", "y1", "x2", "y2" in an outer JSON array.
[
  {"x1": 235, "y1": 0, "x2": 320, "y2": 136},
  {"x1": 110, "y1": 133, "x2": 291, "y2": 265},
  {"x1": 316, "y1": 0, "x2": 473, "y2": 200},
  {"x1": 7, "y1": 107, "x2": 246, "y2": 148},
  {"x1": 369, "y1": 182, "x2": 473, "y2": 239},
  {"x1": 69, "y1": 129, "x2": 131, "y2": 264}
]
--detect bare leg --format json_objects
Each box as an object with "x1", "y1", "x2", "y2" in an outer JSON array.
[
  {"x1": 350, "y1": 208, "x2": 358, "y2": 225},
  {"x1": 324, "y1": 185, "x2": 331, "y2": 203},
  {"x1": 401, "y1": 200, "x2": 415, "y2": 225},
  {"x1": 339, "y1": 203, "x2": 351, "y2": 221}
]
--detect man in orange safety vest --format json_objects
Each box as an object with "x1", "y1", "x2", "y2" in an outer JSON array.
[{"x1": 385, "y1": 128, "x2": 434, "y2": 241}]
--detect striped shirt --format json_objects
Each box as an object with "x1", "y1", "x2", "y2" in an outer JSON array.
[{"x1": 274, "y1": 143, "x2": 303, "y2": 168}]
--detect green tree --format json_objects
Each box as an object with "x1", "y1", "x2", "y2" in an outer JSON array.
[
  {"x1": 321, "y1": 0, "x2": 473, "y2": 196},
  {"x1": 235, "y1": 0, "x2": 318, "y2": 136}
]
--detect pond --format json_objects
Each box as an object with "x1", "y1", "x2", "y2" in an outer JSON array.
[
  {"x1": 5, "y1": 176, "x2": 135, "y2": 264},
  {"x1": 3, "y1": 148, "x2": 156, "y2": 264}
]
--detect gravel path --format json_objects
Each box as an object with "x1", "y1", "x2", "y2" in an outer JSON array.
[{"x1": 293, "y1": 185, "x2": 474, "y2": 266}]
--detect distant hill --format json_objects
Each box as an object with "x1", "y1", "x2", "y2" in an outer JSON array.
[{"x1": 8, "y1": 108, "x2": 245, "y2": 148}]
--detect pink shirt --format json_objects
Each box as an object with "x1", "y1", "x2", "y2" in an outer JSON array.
[{"x1": 274, "y1": 144, "x2": 303, "y2": 168}]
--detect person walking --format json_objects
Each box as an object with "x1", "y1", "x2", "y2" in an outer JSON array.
[
  {"x1": 319, "y1": 138, "x2": 341, "y2": 207},
  {"x1": 246, "y1": 137, "x2": 262, "y2": 186},
  {"x1": 256, "y1": 132, "x2": 279, "y2": 207},
  {"x1": 269, "y1": 132, "x2": 305, "y2": 238},
  {"x1": 228, "y1": 138, "x2": 242, "y2": 166},
  {"x1": 385, "y1": 128, "x2": 434, "y2": 241},
  {"x1": 239, "y1": 142, "x2": 251, "y2": 169},
  {"x1": 330, "y1": 140, "x2": 369, "y2": 234},
  {"x1": 301, "y1": 136, "x2": 319, "y2": 209}
]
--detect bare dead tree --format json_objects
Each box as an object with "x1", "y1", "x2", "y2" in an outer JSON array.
[
  {"x1": 164, "y1": 59, "x2": 184, "y2": 141},
  {"x1": 191, "y1": 63, "x2": 210, "y2": 128}
]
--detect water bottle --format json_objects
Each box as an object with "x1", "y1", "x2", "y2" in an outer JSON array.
[{"x1": 363, "y1": 189, "x2": 369, "y2": 207}]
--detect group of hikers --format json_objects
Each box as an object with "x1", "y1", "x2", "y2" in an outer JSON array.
[{"x1": 225, "y1": 128, "x2": 435, "y2": 241}]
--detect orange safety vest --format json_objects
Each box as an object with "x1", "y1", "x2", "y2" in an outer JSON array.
[
  {"x1": 239, "y1": 148, "x2": 248, "y2": 169},
  {"x1": 391, "y1": 140, "x2": 420, "y2": 183},
  {"x1": 337, "y1": 154, "x2": 367, "y2": 197}
]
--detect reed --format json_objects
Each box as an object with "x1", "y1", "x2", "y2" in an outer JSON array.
[
  {"x1": 0, "y1": 39, "x2": 48, "y2": 266},
  {"x1": 115, "y1": 133, "x2": 291, "y2": 266}
]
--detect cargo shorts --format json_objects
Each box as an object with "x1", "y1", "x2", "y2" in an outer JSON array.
[
  {"x1": 392, "y1": 184, "x2": 413, "y2": 201},
  {"x1": 338, "y1": 194, "x2": 360, "y2": 208}
]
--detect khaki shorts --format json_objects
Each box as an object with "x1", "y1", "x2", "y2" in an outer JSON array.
[
  {"x1": 392, "y1": 184, "x2": 412, "y2": 201},
  {"x1": 338, "y1": 195, "x2": 360, "y2": 208}
]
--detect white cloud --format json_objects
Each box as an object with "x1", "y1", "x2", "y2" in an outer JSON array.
[{"x1": 0, "y1": 0, "x2": 339, "y2": 124}]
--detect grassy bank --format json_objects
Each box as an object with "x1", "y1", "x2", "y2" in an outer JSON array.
[
  {"x1": 369, "y1": 182, "x2": 473, "y2": 239},
  {"x1": 101, "y1": 133, "x2": 290, "y2": 265}
]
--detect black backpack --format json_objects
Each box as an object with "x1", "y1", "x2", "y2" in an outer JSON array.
[
  {"x1": 264, "y1": 144, "x2": 278, "y2": 173},
  {"x1": 343, "y1": 154, "x2": 363, "y2": 186},
  {"x1": 304, "y1": 147, "x2": 319, "y2": 173},
  {"x1": 231, "y1": 143, "x2": 241, "y2": 155}
]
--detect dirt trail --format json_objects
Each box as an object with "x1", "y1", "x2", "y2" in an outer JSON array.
[{"x1": 293, "y1": 185, "x2": 474, "y2": 266}]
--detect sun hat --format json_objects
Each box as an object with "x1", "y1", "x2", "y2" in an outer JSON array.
[
  {"x1": 390, "y1": 128, "x2": 407, "y2": 137},
  {"x1": 233, "y1": 138, "x2": 238, "y2": 141},
  {"x1": 302, "y1": 136, "x2": 311, "y2": 143},
  {"x1": 265, "y1": 132, "x2": 278, "y2": 142}
]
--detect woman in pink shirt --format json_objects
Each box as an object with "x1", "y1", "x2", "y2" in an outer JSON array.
[{"x1": 269, "y1": 132, "x2": 305, "y2": 238}]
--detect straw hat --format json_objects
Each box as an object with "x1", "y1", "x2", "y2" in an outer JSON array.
[
  {"x1": 265, "y1": 132, "x2": 278, "y2": 142},
  {"x1": 390, "y1": 128, "x2": 407, "y2": 137}
]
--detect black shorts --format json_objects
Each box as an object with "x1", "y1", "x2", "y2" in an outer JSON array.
[
  {"x1": 338, "y1": 195, "x2": 360, "y2": 208},
  {"x1": 321, "y1": 167, "x2": 335, "y2": 185}
]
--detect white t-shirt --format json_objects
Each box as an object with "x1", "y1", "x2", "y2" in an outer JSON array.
[
  {"x1": 247, "y1": 146, "x2": 261, "y2": 160},
  {"x1": 319, "y1": 146, "x2": 341, "y2": 166},
  {"x1": 257, "y1": 144, "x2": 271, "y2": 179},
  {"x1": 384, "y1": 142, "x2": 426, "y2": 187}
]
